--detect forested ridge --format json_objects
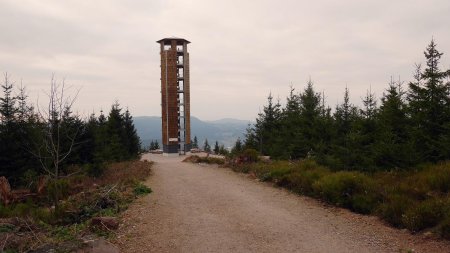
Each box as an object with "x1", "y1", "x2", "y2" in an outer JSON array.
[{"x1": 244, "y1": 39, "x2": 450, "y2": 171}]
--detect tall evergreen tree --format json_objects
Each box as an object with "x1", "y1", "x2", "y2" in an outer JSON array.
[
  {"x1": 232, "y1": 137, "x2": 243, "y2": 154},
  {"x1": 106, "y1": 102, "x2": 127, "y2": 161},
  {"x1": 332, "y1": 87, "x2": 359, "y2": 168},
  {"x1": 254, "y1": 93, "x2": 282, "y2": 156},
  {"x1": 407, "y1": 39, "x2": 450, "y2": 161},
  {"x1": 278, "y1": 86, "x2": 301, "y2": 159},
  {"x1": 375, "y1": 79, "x2": 412, "y2": 168},
  {"x1": 192, "y1": 136, "x2": 199, "y2": 148},
  {"x1": 0, "y1": 74, "x2": 20, "y2": 182},
  {"x1": 214, "y1": 141, "x2": 219, "y2": 154},
  {"x1": 353, "y1": 89, "x2": 378, "y2": 170},
  {"x1": 296, "y1": 80, "x2": 322, "y2": 158},
  {"x1": 123, "y1": 108, "x2": 141, "y2": 159},
  {"x1": 203, "y1": 138, "x2": 211, "y2": 152}
]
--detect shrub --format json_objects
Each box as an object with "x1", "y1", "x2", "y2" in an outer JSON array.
[
  {"x1": 423, "y1": 162, "x2": 450, "y2": 193},
  {"x1": 240, "y1": 148, "x2": 259, "y2": 163},
  {"x1": 133, "y1": 183, "x2": 152, "y2": 196},
  {"x1": 402, "y1": 198, "x2": 448, "y2": 232},
  {"x1": 313, "y1": 171, "x2": 379, "y2": 214},
  {"x1": 267, "y1": 167, "x2": 292, "y2": 182},
  {"x1": 86, "y1": 163, "x2": 105, "y2": 177},
  {"x1": 377, "y1": 193, "x2": 416, "y2": 228},
  {"x1": 437, "y1": 212, "x2": 450, "y2": 239},
  {"x1": 183, "y1": 155, "x2": 225, "y2": 165},
  {"x1": 278, "y1": 168, "x2": 329, "y2": 196},
  {"x1": 47, "y1": 178, "x2": 69, "y2": 204}
]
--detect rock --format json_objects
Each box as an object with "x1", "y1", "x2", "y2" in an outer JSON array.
[
  {"x1": 423, "y1": 231, "x2": 434, "y2": 238},
  {"x1": 91, "y1": 217, "x2": 119, "y2": 230},
  {"x1": 77, "y1": 238, "x2": 120, "y2": 253}
]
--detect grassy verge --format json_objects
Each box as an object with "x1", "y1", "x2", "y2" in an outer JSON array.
[
  {"x1": 185, "y1": 154, "x2": 450, "y2": 239},
  {"x1": 0, "y1": 160, "x2": 153, "y2": 252}
]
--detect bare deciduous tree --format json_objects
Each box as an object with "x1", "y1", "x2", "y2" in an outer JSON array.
[{"x1": 31, "y1": 76, "x2": 80, "y2": 208}]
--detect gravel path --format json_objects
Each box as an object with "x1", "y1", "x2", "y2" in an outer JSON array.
[{"x1": 115, "y1": 154, "x2": 450, "y2": 253}]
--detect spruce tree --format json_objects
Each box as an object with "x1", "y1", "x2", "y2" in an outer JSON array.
[
  {"x1": 254, "y1": 93, "x2": 282, "y2": 156},
  {"x1": 279, "y1": 86, "x2": 301, "y2": 159},
  {"x1": 243, "y1": 124, "x2": 258, "y2": 150},
  {"x1": 123, "y1": 108, "x2": 141, "y2": 159},
  {"x1": 296, "y1": 80, "x2": 322, "y2": 158},
  {"x1": 106, "y1": 102, "x2": 127, "y2": 161},
  {"x1": 193, "y1": 136, "x2": 199, "y2": 148},
  {"x1": 0, "y1": 74, "x2": 19, "y2": 182},
  {"x1": 408, "y1": 39, "x2": 450, "y2": 162},
  {"x1": 203, "y1": 138, "x2": 211, "y2": 152},
  {"x1": 332, "y1": 87, "x2": 358, "y2": 168},
  {"x1": 353, "y1": 89, "x2": 378, "y2": 170},
  {"x1": 150, "y1": 140, "x2": 155, "y2": 150},
  {"x1": 214, "y1": 141, "x2": 219, "y2": 154},
  {"x1": 375, "y1": 79, "x2": 412, "y2": 168},
  {"x1": 232, "y1": 138, "x2": 243, "y2": 155}
]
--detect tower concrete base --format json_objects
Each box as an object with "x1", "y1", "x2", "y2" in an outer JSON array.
[{"x1": 163, "y1": 152, "x2": 179, "y2": 157}]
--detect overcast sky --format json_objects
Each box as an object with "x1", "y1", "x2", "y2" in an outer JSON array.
[{"x1": 1, "y1": 0, "x2": 449, "y2": 121}]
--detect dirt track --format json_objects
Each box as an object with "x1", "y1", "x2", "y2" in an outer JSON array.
[{"x1": 115, "y1": 154, "x2": 450, "y2": 253}]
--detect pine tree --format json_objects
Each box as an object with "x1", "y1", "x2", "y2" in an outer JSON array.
[
  {"x1": 254, "y1": 93, "x2": 282, "y2": 156},
  {"x1": 106, "y1": 102, "x2": 127, "y2": 161},
  {"x1": 332, "y1": 87, "x2": 358, "y2": 168},
  {"x1": 375, "y1": 78, "x2": 412, "y2": 168},
  {"x1": 150, "y1": 140, "x2": 155, "y2": 150},
  {"x1": 278, "y1": 86, "x2": 301, "y2": 159},
  {"x1": 407, "y1": 39, "x2": 450, "y2": 162},
  {"x1": 0, "y1": 75, "x2": 40, "y2": 184},
  {"x1": 243, "y1": 124, "x2": 258, "y2": 150},
  {"x1": 219, "y1": 145, "x2": 228, "y2": 155},
  {"x1": 0, "y1": 73, "x2": 17, "y2": 125},
  {"x1": 296, "y1": 79, "x2": 322, "y2": 158},
  {"x1": 192, "y1": 136, "x2": 199, "y2": 148},
  {"x1": 0, "y1": 74, "x2": 19, "y2": 182},
  {"x1": 231, "y1": 138, "x2": 243, "y2": 155},
  {"x1": 214, "y1": 141, "x2": 219, "y2": 154},
  {"x1": 203, "y1": 138, "x2": 211, "y2": 152},
  {"x1": 354, "y1": 88, "x2": 378, "y2": 170},
  {"x1": 123, "y1": 108, "x2": 140, "y2": 159}
]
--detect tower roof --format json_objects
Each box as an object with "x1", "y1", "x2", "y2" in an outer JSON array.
[{"x1": 157, "y1": 37, "x2": 190, "y2": 44}]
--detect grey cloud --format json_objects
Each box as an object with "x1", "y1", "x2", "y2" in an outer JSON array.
[{"x1": 1, "y1": 0, "x2": 450, "y2": 120}]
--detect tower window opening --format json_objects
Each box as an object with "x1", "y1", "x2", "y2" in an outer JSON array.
[{"x1": 164, "y1": 44, "x2": 171, "y2": 51}]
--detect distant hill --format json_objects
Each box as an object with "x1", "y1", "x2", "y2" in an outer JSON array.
[{"x1": 133, "y1": 116, "x2": 252, "y2": 149}]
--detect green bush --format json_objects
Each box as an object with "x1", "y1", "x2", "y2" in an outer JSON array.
[
  {"x1": 423, "y1": 162, "x2": 450, "y2": 193},
  {"x1": 278, "y1": 168, "x2": 329, "y2": 196},
  {"x1": 240, "y1": 148, "x2": 259, "y2": 163},
  {"x1": 437, "y1": 212, "x2": 450, "y2": 239},
  {"x1": 267, "y1": 167, "x2": 292, "y2": 182},
  {"x1": 133, "y1": 183, "x2": 152, "y2": 196},
  {"x1": 313, "y1": 171, "x2": 379, "y2": 214},
  {"x1": 402, "y1": 198, "x2": 448, "y2": 232},
  {"x1": 47, "y1": 178, "x2": 69, "y2": 204},
  {"x1": 86, "y1": 163, "x2": 105, "y2": 177},
  {"x1": 377, "y1": 193, "x2": 416, "y2": 228}
]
